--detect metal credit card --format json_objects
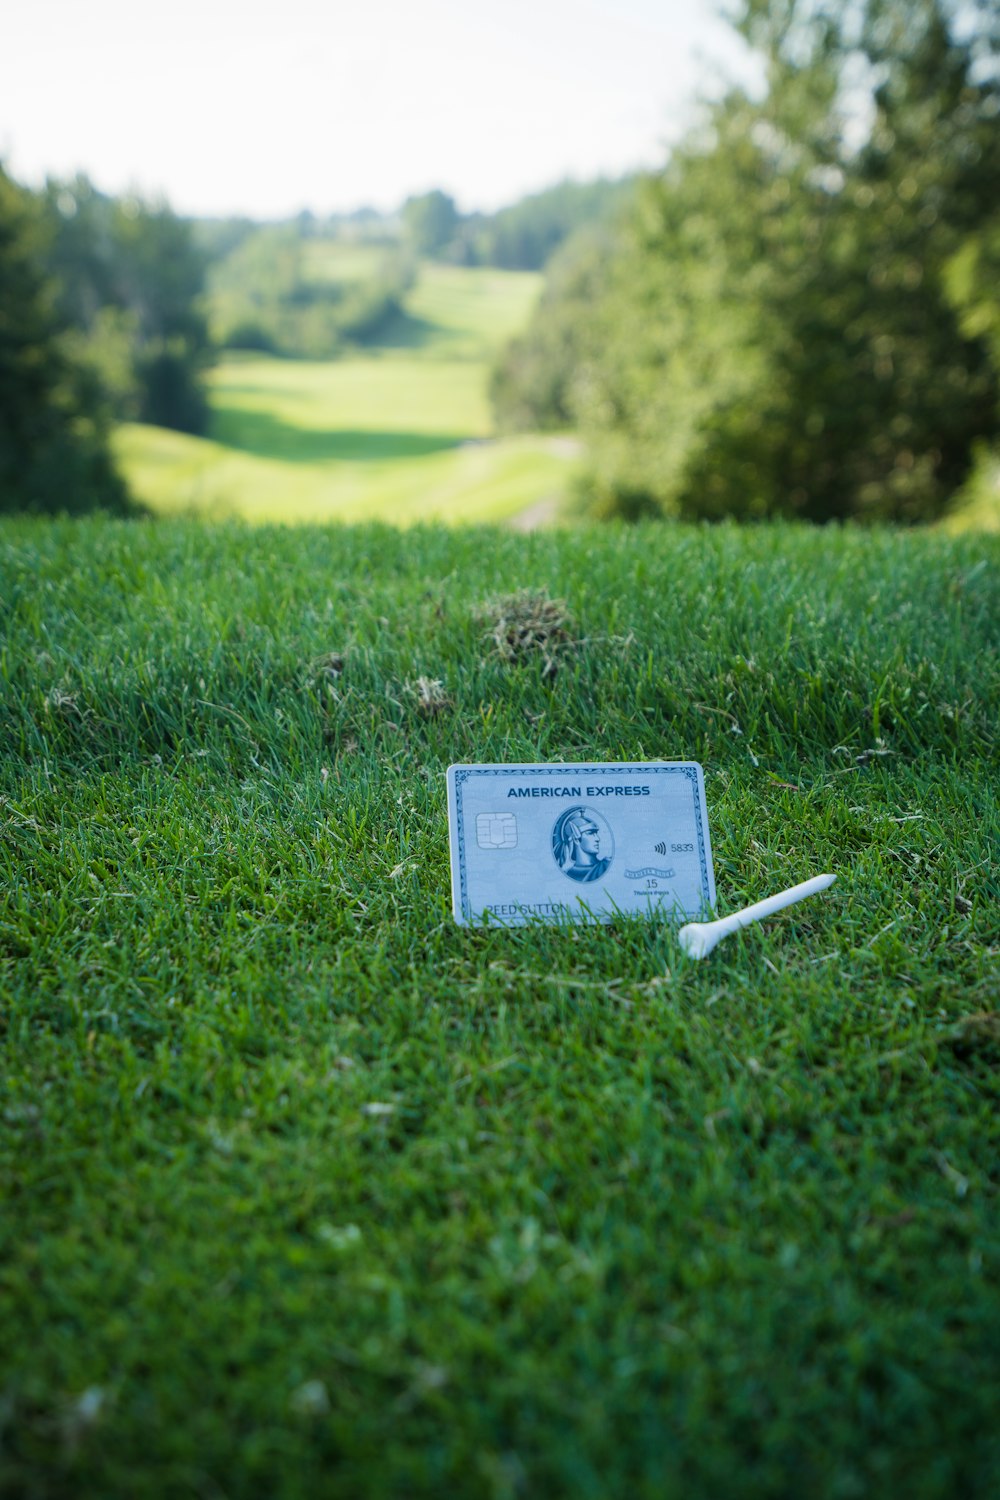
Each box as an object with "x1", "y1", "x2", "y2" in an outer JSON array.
[{"x1": 447, "y1": 762, "x2": 715, "y2": 926}]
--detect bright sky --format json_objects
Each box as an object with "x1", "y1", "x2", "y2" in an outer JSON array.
[{"x1": 1, "y1": 0, "x2": 759, "y2": 219}]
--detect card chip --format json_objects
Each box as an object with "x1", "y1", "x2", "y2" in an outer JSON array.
[{"x1": 477, "y1": 812, "x2": 518, "y2": 849}]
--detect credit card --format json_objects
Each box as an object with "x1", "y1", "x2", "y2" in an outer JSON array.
[{"x1": 447, "y1": 762, "x2": 715, "y2": 926}]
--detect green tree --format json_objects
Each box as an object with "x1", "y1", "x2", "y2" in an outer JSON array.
[
  {"x1": 44, "y1": 177, "x2": 212, "y2": 434},
  {"x1": 401, "y1": 190, "x2": 460, "y2": 257},
  {"x1": 477, "y1": 177, "x2": 636, "y2": 270},
  {"x1": 499, "y1": 0, "x2": 1000, "y2": 523},
  {"x1": 490, "y1": 226, "x2": 617, "y2": 431},
  {"x1": 112, "y1": 196, "x2": 212, "y2": 431},
  {"x1": 207, "y1": 222, "x2": 414, "y2": 358},
  {"x1": 945, "y1": 218, "x2": 1000, "y2": 375},
  {"x1": 725, "y1": 0, "x2": 1000, "y2": 522},
  {"x1": 0, "y1": 168, "x2": 131, "y2": 515}
]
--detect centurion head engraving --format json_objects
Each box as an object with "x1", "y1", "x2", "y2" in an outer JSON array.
[{"x1": 551, "y1": 806, "x2": 613, "y2": 883}]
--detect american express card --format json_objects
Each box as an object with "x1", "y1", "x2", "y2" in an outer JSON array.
[{"x1": 447, "y1": 762, "x2": 715, "y2": 926}]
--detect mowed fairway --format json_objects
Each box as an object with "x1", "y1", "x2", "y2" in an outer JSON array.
[
  {"x1": 114, "y1": 264, "x2": 578, "y2": 525},
  {"x1": 1, "y1": 517, "x2": 998, "y2": 1497}
]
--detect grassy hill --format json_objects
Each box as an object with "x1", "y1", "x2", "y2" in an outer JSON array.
[
  {"x1": 2, "y1": 516, "x2": 998, "y2": 1497},
  {"x1": 115, "y1": 262, "x2": 579, "y2": 525}
]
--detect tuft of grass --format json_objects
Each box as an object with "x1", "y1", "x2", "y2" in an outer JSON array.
[
  {"x1": 407, "y1": 676, "x2": 452, "y2": 717},
  {"x1": 1, "y1": 515, "x2": 998, "y2": 1500},
  {"x1": 477, "y1": 588, "x2": 576, "y2": 678}
]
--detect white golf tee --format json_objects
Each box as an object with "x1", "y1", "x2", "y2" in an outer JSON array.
[{"x1": 678, "y1": 873, "x2": 836, "y2": 959}]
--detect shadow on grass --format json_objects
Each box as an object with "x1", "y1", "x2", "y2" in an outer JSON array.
[
  {"x1": 219, "y1": 309, "x2": 456, "y2": 364},
  {"x1": 358, "y1": 308, "x2": 458, "y2": 351},
  {"x1": 210, "y1": 408, "x2": 468, "y2": 463}
]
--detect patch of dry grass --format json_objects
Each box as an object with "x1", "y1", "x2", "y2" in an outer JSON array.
[{"x1": 476, "y1": 589, "x2": 575, "y2": 678}]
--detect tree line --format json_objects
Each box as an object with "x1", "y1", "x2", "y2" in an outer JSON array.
[
  {"x1": 205, "y1": 222, "x2": 415, "y2": 359},
  {"x1": 1, "y1": 169, "x2": 212, "y2": 514},
  {"x1": 204, "y1": 181, "x2": 633, "y2": 358},
  {"x1": 6, "y1": 0, "x2": 998, "y2": 525},
  {"x1": 492, "y1": 0, "x2": 1000, "y2": 524},
  {"x1": 400, "y1": 178, "x2": 634, "y2": 269},
  {"x1": 1, "y1": 165, "x2": 627, "y2": 514}
]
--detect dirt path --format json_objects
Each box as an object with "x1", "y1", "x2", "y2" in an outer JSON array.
[
  {"x1": 507, "y1": 437, "x2": 582, "y2": 530},
  {"x1": 508, "y1": 494, "x2": 562, "y2": 531}
]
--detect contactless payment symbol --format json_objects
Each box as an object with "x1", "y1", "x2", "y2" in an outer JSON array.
[
  {"x1": 551, "y1": 806, "x2": 614, "y2": 884},
  {"x1": 477, "y1": 812, "x2": 518, "y2": 850}
]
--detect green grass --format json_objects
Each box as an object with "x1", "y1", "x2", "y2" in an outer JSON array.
[
  {"x1": 300, "y1": 242, "x2": 390, "y2": 286},
  {"x1": 1, "y1": 517, "x2": 998, "y2": 1499},
  {"x1": 403, "y1": 265, "x2": 551, "y2": 359},
  {"x1": 114, "y1": 265, "x2": 574, "y2": 526}
]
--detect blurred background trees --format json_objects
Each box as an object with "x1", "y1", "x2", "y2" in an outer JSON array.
[
  {"x1": 4, "y1": 0, "x2": 999, "y2": 523},
  {"x1": 471, "y1": 178, "x2": 636, "y2": 271},
  {"x1": 44, "y1": 176, "x2": 212, "y2": 434},
  {"x1": 2, "y1": 169, "x2": 213, "y2": 513},
  {"x1": 385, "y1": 181, "x2": 636, "y2": 270},
  {"x1": 0, "y1": 168, "x2": 132, "y2": 515},
  {"x1": 402, "y1": 189, "x2": 461, "y2": 257},
  {"x1": 494, "y1": 0, "x2": 1000, "y2": 523},
  {"x1": 206, "y1": 221, "x2": 415, "y2": 358}
]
